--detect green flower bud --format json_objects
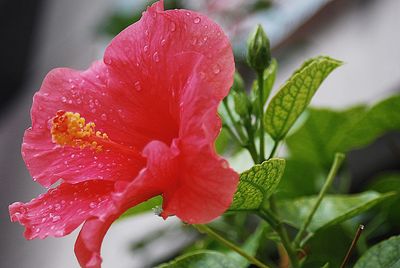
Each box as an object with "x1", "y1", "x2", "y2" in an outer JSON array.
[{"x1": 247, "y1": 24, "x2": 271, "y2": 73}]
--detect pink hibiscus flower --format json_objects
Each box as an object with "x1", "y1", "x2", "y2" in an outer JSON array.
[{"x1": 9, "y1": 1, "x2": 238, "y2": 267}]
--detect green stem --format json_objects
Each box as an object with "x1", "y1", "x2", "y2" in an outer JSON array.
[
  {"x1": 222, "y1": 124, "x2": 244, "y2": 147},
  {"x1": 293, "y1": 153, "x2": 345, "y2": 247},
  {"x1": 223, "y1": 100, "x2": 247, "y2": 142},
  {"x1": 268, "y1": 141, "x2": 279, "y2": 159},
  {"x1": 258, "y1": 73, "x2": 265, "y2": 163},
  {"x1": 258, "y1": 207, "x2": 300, "y2": 268},
  {"x1": 193, "y1": 224, "x2": 270, "y2": 268},
  {"x1": 244, "y1": 118, "x2": 259, "y2": 163}
]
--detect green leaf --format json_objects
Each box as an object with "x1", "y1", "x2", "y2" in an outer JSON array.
[
  {"x1": 229, "y1": 158, "x2": 285, "y2": 211},
  {"x1": 276, "y1": 159, "x2": 321, "y2": 198},
  {"x1": 340, "y1": 94, "x2": 400, "y2": 150},
  {"x1": 354, "y1": 235, "x2": 400, "y2": 268},
  {"x1": 286, "y1": 95, "x2": 400, "y2": 172},
  {"x1": 264, "y1": 56, "x2": 342, "y2": 141},
  {"x1": 120, "y1": 195, "x2": 162, "y2": 219},
  {"x1": 227, "y1": 224, "x2": 265, "y2": 268},
  {"x1": 157, "y1": 250, "x2": 239, "y2": 268},
  {"x1": 286, "y1": 106, "x2": 366, "y2": 170},
  {"x1": 278, "y1": 191, "x2": 395, "y2": 233},
  {"x1": 233, "y1": 91, "x2": 249, "y2": 117}
]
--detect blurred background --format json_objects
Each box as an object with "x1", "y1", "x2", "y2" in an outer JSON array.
[{"x1": 1, "y1": 0, "x2": 399, "y2": 267}]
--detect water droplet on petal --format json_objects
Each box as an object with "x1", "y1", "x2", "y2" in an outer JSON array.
[
  {"x1": 193, "y1": 17, "x2": 201, "y2": 24},
  {"x1": 143, "y1": 45, "x2": 149, "y2": 52},
  {"x1": 134, "y1": 81, "x2": 142, "y2": 92},
  {"x1": 52, "y1": 215, "x2": 61, "y2": 222},
  {"x1": 97, "y1": 163, "x2": 104, "y2": 168},
  {"x1": 212, "y1": 64, "x2": 221, "y2": 74},
  {"x1": 153, "y1": 52, "x2": 160, "y2": 62},
  {"x1": 170, "y1": 22, "x2": 176, "y2": 32},
  {"x1": 54, "y1": 203, "x2": 61, "y2": 211},
  {"x1": 104, "y1": 57, "x2": 112, "y2": 64},
  {"x1": 89, "y1": 202, "x2": 97, "y2": 209},
  {"x1": 161, "y1": 39, "x2": 166, "y2": 46},
  {"x1": 101, "y1": 113, "x2": 107, "y2": 120},
  {"x1": 61, "y1": 96, "x2": 67, "y2": 103}
]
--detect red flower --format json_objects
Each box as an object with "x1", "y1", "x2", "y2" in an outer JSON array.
[{"x1": 9, "y1": 1, "x2": 238, "y2": 267}]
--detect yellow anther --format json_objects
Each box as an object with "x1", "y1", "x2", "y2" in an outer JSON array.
[{"x1": 51, "y1": 111, "x2": 108, "y2": 151}]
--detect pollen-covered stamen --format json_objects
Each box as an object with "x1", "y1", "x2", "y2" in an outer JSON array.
[{"x1": 51, "y1": 111, "x2": 109, "y2": 151}]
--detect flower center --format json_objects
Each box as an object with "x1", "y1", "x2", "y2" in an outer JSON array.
[{"x1": 51, "y1": 111, "x2": 109, "y2": 152}]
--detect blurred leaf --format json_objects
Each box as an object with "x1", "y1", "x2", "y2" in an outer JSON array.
[
  {"x1": 367, "y1": 173, "x2": 400, "y2": 226},
  {"x1": 233, "y1": 91, "x2": 250, "y2": 117},
  {"x1": 278, "y1": 191, "x2": 395, "y2": 233},
  {"x1": 264, "y1": 56, "x2": 342, "y2": 141},
  {"x1": 120, "y1": 195, "x2": 162, "y2": 219},
  {"x1": 276, "y1": 159, "x2": 321, "y2": 198},
  {"x1": 301, "y1": 225, "x2": 351, "y2": 268},
  {"x1": 286, "y1": 106, "x2": 366, "y2": 170},
  {"x1": 340, "y1": 94, "x2": 400, "y2": 150},
  {"x1": 354, "y1": 235, "x2": 400, "y2": 268},
  {"x1": 287, "y1": 95, "x2": 400, "y2": 171},
  {"x1": 101, "y1": 0, "x2": 183, "y2": 36},
  {"x1": 157, "y1": 250, "x2": 239, "y2": 268},
  {"x1": 229, "y1": 158, "x2": 285, "y2": 211},
  {"x1": 227, "y1": 224, "x2": 265, "y2": 267}
]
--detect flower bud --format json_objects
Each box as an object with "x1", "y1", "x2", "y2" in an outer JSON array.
[{"x1": 247, "y1": 24, "x2": 271, "y2": 73}]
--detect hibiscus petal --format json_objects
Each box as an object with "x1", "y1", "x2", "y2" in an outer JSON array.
[
  {"x1": 104, "y1": 0, "x2": 234, "y2": 142},
  {"x1": 23, "y1": 62, "x2": 145, "y2": 187},
  {"x1": 104, "y1": 1, "x2": 238, "y2": 223},
  {"x1": 9, "y1": 180, "x2": 116, "y2": 239}
]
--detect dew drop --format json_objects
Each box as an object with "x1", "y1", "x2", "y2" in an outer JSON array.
[
  {"x1": 170, "y1": 22, "x2": 176, "y2": 32},
  {"x1": 160, "y1": 39, "x2": 166, "y2": 46},
  {"x1": 52, "y1": 215, "x2": 61, "y2": 222},
  {"x1": 221, "y1": 161, "x2": 229, "y2": 169},
  {"x1": 193, "y1": 17, "x2": 201, "y2": 24},
  {"x1": 145, "y1": 29, "x2": 149, "y2": 36},
  {"x1": 89, "y1": 202, "x2": 97, "y2": 209},
  {"x1": 134, "y1": 81, "x2": 142, "y2": 92},
  {"x1": 61, "y1": 96, "x2": 67, "y2": 103},
  {"x1": 100, "y1": 113, "x2": 107, "y2": 121},
  {"x1": 143, "y1": 45, "x2": 149, "y2": 52},
  {"x1": 54, "y1": 203, "x2": 61, "y2": 211},
  {"x1": 104, "y1": 57, "x2": 112, "y2": 64},
  {"x1": 97, "y1": 163, "x2": 104, "y2": 168},
  {"x1": 212, "y1": 64, "x2": 221, "y2": 74},
  {"x1": 153, "y1": 52, "x2": 160, "y2": 62}
]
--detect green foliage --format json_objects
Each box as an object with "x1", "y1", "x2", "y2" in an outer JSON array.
[
  {"x1": 278, "y1": 191, "x2": 394, "y2": 233},
  {"x1": 227, "y1": 224, "x2": 266, "y2": 268},
  {"x1": 120, "y1": 196, "x2": 162, "y2": 219},
  {"x1": 354, "y1": 235, "x2": 400, "y2": 268},
  {"x1": 264, "y1": 56, "x2": 342, "y2": 141},
  {"x1": 229, "y1": 158, "x2": 285, "y2": 211},
  {"x1": 157, "y1": 250, "x2": 239, "y2": 268},
  {"x1": 340, "y1": 94, "x2": 400, "y2": 150},
  {"x1": 233, "y1": 91, "x2": 250, "y2": 117},
  {"x1": 287, "y1": 95, "x2": 400, "y2": 172},
  {"x1": 286, "y1": 106, "x2": 366, "y2": 170}
]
